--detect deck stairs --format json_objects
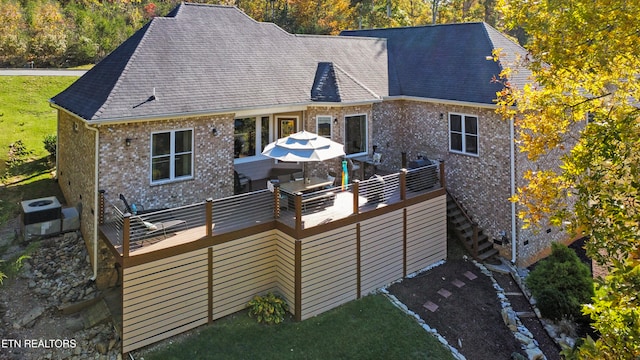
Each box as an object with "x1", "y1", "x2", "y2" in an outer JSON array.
[{"x1": 446, "y1": 192, "x2": 499, "y2": 262}]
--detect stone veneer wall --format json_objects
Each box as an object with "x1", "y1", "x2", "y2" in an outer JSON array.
[
  {"x1": 304, "y1": 105, "x2": 374, "y2": 178},
  {"x1": 373, "y1": 100, "x2": 515, "y2": 259},
  {"x1": 98, "y1": 114, "x2": 234, "y2": 212}
]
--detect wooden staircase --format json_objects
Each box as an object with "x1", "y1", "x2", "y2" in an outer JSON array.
[{"x1": 446, "y1": 192, "x2": 499, "y2": 262}]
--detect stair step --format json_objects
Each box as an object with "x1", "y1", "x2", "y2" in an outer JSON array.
[{"x1": 477, "y1": 248, "x2": 499, "y2": 261}]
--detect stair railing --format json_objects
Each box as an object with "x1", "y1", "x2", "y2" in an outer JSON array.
[{"x1": 446, "y1": 190, "x2": 479, "y2": 258}]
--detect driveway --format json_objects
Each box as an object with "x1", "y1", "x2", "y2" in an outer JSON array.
[{"x1": 0, "y1": 69, "x2": 86, "y2": 76}]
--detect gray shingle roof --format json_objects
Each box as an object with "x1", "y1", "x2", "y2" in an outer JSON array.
[
  {"x1": 51, "y1": 3, "x2": 388, "y2": 122},
  {"x1": 341, "y1": 23, "x2": 531, "y2": 105}
]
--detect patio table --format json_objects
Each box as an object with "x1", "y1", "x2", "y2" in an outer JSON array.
[{"x1": 279, "y1": 177, "x2": 333, "y2": 194}]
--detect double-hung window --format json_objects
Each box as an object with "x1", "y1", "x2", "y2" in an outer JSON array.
[
  {"x1": 151, "y1": 129, "x2": 193, "y2": 183},
  {"x1": 449, "y1": 113, "x2": 478, "y2": 155},
  {"x1": 345, "y1": 114, "x2": 367, "y2": 155}
]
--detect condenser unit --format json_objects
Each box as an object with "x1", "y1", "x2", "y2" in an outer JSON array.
[{"x1": 21, "y1": 196, "x2": 80, "y2": 240}]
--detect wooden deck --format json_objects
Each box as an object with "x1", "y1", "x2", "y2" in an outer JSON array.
[{"x1": 99, "y1": 164, "x2": 444, "y2": 259}]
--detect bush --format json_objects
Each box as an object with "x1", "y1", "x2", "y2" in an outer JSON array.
[
  {"x1": 247, "y1": 292, "x2": 289, "y2": 324},
  {"x1": 43, "y1": 134, "x2": 56, "y2": 159},
  {"x1": 526, "y1": 243, "x2": 594, "y2": 320}
]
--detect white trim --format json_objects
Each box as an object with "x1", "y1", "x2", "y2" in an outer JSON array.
[
  {"x1": 448, "y1": 112, "x2": 479, "y2": 157},
  {"x1": 510, "y1": 117, "x2": 517, "y2": 263},
  {"x1": 50, "y1": 100, "x2": 381, "y2": 126},
  {"x1": 384, "y1": 95, "x2": 498, "y2": 109},
  {"x1": 316, "y1": 115, "x2": 333, "y2": 138},
  {"x1": 344, "y1": 113, "x2": 368, "y2": 157},
  {"x1": 150, "y1": 128, "x2": 194, "y2": 185}
]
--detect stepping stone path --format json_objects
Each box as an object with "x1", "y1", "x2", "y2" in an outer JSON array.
[
  {"x1": 423, "y1": 301, "x2": 439, "y2": 312},
  {"x1": 422, "y1": 270, "x2": 479, "y2": 313},
  {"x1": 437, "y1": 288, "x2": 452, "y2": 298}
]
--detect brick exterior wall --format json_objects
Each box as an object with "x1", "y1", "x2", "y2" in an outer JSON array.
[
  {"x1": 97, "y1": 114, "x2": 234, "y2": 212},
  {"x1": 304, "y1": 105, "x2": 373, "y2": 178},
  {"x1": 57, "y1": 112, "x2": 98, "y2": 268},
  {"x1": 373, "y1": 100, "x2": 515, "y2": 259}
]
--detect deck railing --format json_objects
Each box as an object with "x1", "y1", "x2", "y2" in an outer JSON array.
[{"x1": 100, "y1": 162, "x2": 444, "y2": 257}]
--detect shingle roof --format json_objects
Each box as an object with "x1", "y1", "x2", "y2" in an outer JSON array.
[
  {"x1": 51, "y1": 3, "x2": 388, "y2": 122},
  {"x1": 341, "y1": 23, "x2": 531, "y2": 104}
]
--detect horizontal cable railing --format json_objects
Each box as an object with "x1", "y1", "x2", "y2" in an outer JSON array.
[
  {"x1": 100, "y1": 162, "x2": 445, "y2": 252},
  {"x1": 405, "y1": 162, "x2": 440, "y2": 196},
  {"x1": 128, "y1": 202, "x2": 206, "y2": 245},
  {"x1": 211, "y1": 190, "x2": 274, "y2": 232},
  {"x1": 357, "y1": 173, "x2": 401, "y2": 211}
]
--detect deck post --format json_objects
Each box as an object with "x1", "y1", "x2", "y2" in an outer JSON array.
[
  {"x1": 123, "y1": 213, "x2": 131, "y2": 258},
  {"x1": 400, "y1": 169, "x2": 407, "y2": 201},
  {"x1": 401, "y1": 152, "x2": 407, "y2": 169},
  {"x1": 439, "y1": 160, "x2": 446, "y2": 188},
  {"x1": 274, "y1": 184, "x2": 281, "y2": 219},
  {"x1": 295, "y1": 192, "x2": 303, "y2": 233},
  {"x1": 206, "y1": 198, "x2": 213, "y2": 237},
  {"x1": 352, "y1": 180, "x2": 360, "y2": 215},
  {"x1": 98, "y1": 190, "x2": 105, "y2": 225}
]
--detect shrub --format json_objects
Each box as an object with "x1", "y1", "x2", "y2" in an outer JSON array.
[
  {"x1": 526, "y1": 243, "x2": 594, "y2": 320},
  {"x1": 43, "y1": 134, "x2": 57, "y2": 159},
  {"x1": 247, "y1": 292, "x2": 289, "y2": 325}
]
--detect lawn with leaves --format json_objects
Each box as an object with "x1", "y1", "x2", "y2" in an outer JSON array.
[{"x1": 142, "y1": 294, "x2": 455, "y2": 360}]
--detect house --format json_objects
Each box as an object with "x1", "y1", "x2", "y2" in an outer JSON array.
[
  {"x1": 341, "y1": 25, "x2": 572, "y2": 266},
  {"x1": 49, "y1": 2, "x2": 571, "y2": 353}
]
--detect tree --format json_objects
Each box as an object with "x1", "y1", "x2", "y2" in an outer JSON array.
[
  {"x1": 0, "y1": 0, "x2": 28, "y2": 65},
  {"x1": 496, "y1": 0, "x2": 640, "y2": 358},
  {"x1": 28, "y1": 0, "x2": 68, "y2": 66}
]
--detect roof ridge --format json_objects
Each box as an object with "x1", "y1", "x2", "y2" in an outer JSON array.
[
  {"x1": 480, "y1": 23, "x2": 530, "y2": 79},
  {"x1": 333, "y1": 63, "x2": 381, "y2": 99}
]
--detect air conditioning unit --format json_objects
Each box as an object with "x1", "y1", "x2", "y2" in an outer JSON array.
[{"x1": 21, "y1": 196, "x2": 80, "y2": 240}]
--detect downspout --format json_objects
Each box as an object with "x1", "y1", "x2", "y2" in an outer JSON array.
[
  {"x1": 510, "y1": 118, "x2": 517, "y2": 264},
  {"x1": 84, "y1": 123, "x2": 99, "y2": 281}
]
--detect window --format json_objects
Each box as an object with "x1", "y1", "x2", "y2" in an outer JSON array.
[
  {"x1": 277, "y1": 117, "x2": 297, "y2": 138},
  {"x1": 449, "y1": 113, "x2": 478, "y2": 155},
  {"x1": 345, "y1": 114, "x2": 367, "y2": 155},
  {"x1": 235, "y1": 116, "x2": 271, "y2": 161},
  {"x1": 317, "y1": 116, "x2": 332, "y2": 138},
  {"x1": 151, "y1": 129, "x2": 193, "y2": 183}
]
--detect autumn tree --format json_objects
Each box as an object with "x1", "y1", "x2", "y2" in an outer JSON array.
[
  {"x1": 27, "y1": 0, "x2": 68, "y2": 66},
  {"x1": 496, "y1": 0, "x2": 640, "y2": 358},
  {"x1": 0, "y1": 0, "x2": 28, "y2": 65}
]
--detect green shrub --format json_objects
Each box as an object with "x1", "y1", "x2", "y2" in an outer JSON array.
[
  {"x1": 526, "y1": 243, "x2": 594, "y2": 320},
  {"x1": 43, "y1": 134, "x2": 56, "y2": 159},
  {"x1": 247, "y1": 292, "x2": 289, "y2": 325}
]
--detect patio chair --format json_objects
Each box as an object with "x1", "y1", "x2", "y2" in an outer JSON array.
[
  {"x1": 119, "y1": 193, "x2": 144, "y2": 215},
  {"x1": 292, "y1": 171, "x2": 304, "y2": 181},
  {"x1": 234, "y1": 170, "x2": 252, "y2": 194},
  {"x1": 113, "y1": 205, "x2": 187, "y2": 241}
]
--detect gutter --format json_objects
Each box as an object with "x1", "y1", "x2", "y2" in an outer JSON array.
[
  {"x1": 383, "y1": 95, "x2": 499, "y2": 110},
  {"x1": 510, "y1": 117, "x2": 517, "y2": 263},
  {"x1": 84, "y1": 122, "x2": 99, "y2": 281},
  {"x1": 49, "y1": 98, "x2": 384, "y2": 127}
]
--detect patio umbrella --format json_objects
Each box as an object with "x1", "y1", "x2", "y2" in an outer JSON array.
[{"x1": 261, "y1": 130, "x2": 346, "y2": 179}]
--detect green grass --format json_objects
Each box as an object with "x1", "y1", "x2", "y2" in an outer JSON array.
[
  {"x1": 0, "y1": 76, "x2": 77, "y2": 166},
  {"x1": 142, "y1": 294, "x2": 455, "y2": 360},
  {"x1": 0, "y1": 76, "x2": 76, "y2": 225}
]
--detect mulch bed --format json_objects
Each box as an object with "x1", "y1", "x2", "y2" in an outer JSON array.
[{"x1": 386, "y1": 238, "x2": 563, "y2": 360}]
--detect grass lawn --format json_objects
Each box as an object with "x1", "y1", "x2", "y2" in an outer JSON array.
[
  {"x1": 142, "y1": 294, "x2": 455, "y2": 360},
  {"x1": 0, "y1": 76, "x2": 77, "y2": 225},
  {"x1": 0, "y1": 76, "x2": 77, "y2": 166}
]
